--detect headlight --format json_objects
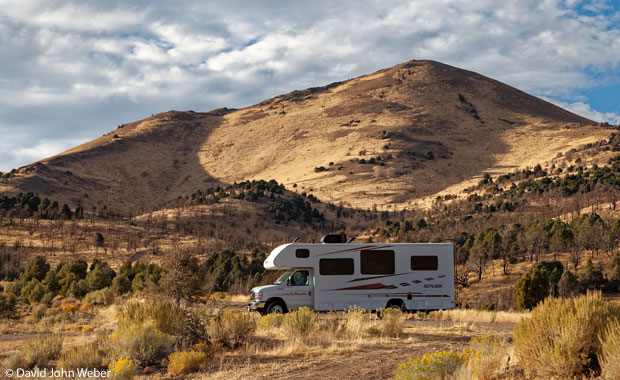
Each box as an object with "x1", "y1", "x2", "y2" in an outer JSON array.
[{"x1": 250, "y1": 290, "x2": 263, "y2": 301}]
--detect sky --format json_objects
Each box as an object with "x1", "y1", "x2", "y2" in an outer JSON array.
[{"x1": 1, "y1": 0, "x2": 619, "y2": 172}]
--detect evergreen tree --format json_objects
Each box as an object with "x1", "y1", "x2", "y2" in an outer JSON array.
[
  {"x1": 42, "y1": 269, "x2": 60, "y2": 293},
  {"x1": 578, "y1": 258, "x2": 605, "y2": 292},
  {"x1": 515, "y1": 266, "x2": 550, "y2": 310},
  {"x1": 86, "y1": 261, "x2": 116, "y2": 291},
  {"x1": 60, "y1": 204, "x2": 72, "y2": 219},
  {"x1": 608, "y1": 251, "x2": 620, "y2": 291},
  {"x1": 22, "y1": 256, "x2": 50, "y2": 282},
  {"x1": 557, "y1": 270, "x2": 579, "y2": 298}
]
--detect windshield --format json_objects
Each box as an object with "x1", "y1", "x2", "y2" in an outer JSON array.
[{"x1": 274, "y1": 269, "x2": 294, "y2": 285}]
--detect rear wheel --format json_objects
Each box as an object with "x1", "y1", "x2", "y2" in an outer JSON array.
[
  {"x1": 386, "y1": 299, "x2": 406, "y2": 312},
  {"x1": 266, "y1": 300, "x2": 286, "y2": 314}
]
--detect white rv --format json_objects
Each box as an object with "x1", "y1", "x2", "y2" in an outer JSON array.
[{"x1": 248, "y1": 236, "x2": 455, "y2": 314}]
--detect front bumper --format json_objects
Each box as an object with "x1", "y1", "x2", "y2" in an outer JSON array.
[{"x1": 248, "y1": 300, "x2": 266, "y2": 312}]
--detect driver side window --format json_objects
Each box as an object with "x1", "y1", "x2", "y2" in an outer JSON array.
[{"x1": 290, "y1": 270, "x2": 309, "y2": 286}]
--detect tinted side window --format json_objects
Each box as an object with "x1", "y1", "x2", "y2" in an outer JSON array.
[
  {"x1": 411, "y1": 255, "x2": 438, "y2": 271},
  {"x1": 296, "y1": 249, "x2": 310, "y2": 258},
  {"x1": 361, "y1": 250, "x2": 395, "y2": 274},
  {"x1": 319, "y1": 258, "x2": 354, "y2": 275}
]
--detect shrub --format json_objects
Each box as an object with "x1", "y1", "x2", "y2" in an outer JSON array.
[
  {"x1": 21, "y1": 334, "x2": 64, "y2": 368},
  {"x1": 457, "y1": 335, "x2": 506, "y2": 380},
  {"x1": 58, "y1": 343, "x2": 107, "y2": 370},
  {"x1": 117, "y1": 299, "x2": 184, "y2": 336},
  {"x1": 394, "y1": 350, "x2": 465, "y2": 380},
  {"x1": 4, "y1": 281, "x2": 22, "y2": 297},
  {"x1": 600, "y1": 320, "x2": 620, "y2": 380},
  {"x1": 379, "y1": 308, "x2": 405, "y2": 337},
  {"x1": 62, "y1": 305, "x2": 79, "y2": 313},
  {"x1": 111, "y1": 274, "x2": 132, "y2": 295},
  {"x1": 58, "y1": 272, "x2": 80, "y2": 296},
  {"x1": 69, "y1": 279, "x2": 90, "y2": 298},
  {"x1": 514, "y1": 292, "x2": 620, "y2": 378},
  {"x1": 84, "y1": 287, "x2": 115, "y2": 305},
  {"x1": 23, "y1": 256, "x2": 50, "y2": 281},
  {"x1": 31, "y1": 304, "x2": 47, "y2": 320},
  {"x1": 3, "y1": 353, "x2": 27, "y2": 370},
  {"x1": 21, "y1": 279, "x2": 47, "y2": 304},
  {"x1": 209, "y1": 291, "x2": 229, "y2": 301},
  {"x1": 557, "y1": 270, "x2": 579, "y2": 297},
  {"x1": 57, "y1": 259, "x2": 88, "y2": 279},
  {"x1": 178, "y1": 303, "x2": 227, "y2": 346},
  {"x1": 281, "y1": 307, "x2": 316, "y2": 337},
  {"x1": 40, "y1": 292, "x2": 54, "y2": 305},
  {"x1": 514, "y1": 265, "x2": 549, "y2": 310},
  {"x1": 167, "y1": 350, "x2": 209, "y2": 376},
  {"x1": 208, "y1": 308, "x2": 256, "y2": 348},
  {"x1": 160, "y1": 249, "x2": 205, "y2": 305},
  {"x1": 534, "y1": 260, "x2": 563, "y2": 295},
  {"x1": 0, "y1": 293, "x2": 17, "y2": 319},
  {"x1": 109, "y1": 321, "x2": 174, "y2": 366},
  {"x1": 42, "y1": 269, "x2": 60, "y2": 293},
  {"x1": 257, "y1": 313, "x2": 284, "y2": 329},
  {"x1": 344, "y1": 306, "x2": 370, "y2": 338},
  {"x1": 79, "y1": 303, "x2": 93, "y2": 312},
  {"x1": 108, "y1": 358, "x2": 137, "y2": 380},
  {"x1": 608, "y1": 251, "x2": 620, "y2": 291},
  {"x1": 314, "y1": 313, "x2": 343, "y2": 335},
  {"x1": 87, "y1": 261, "x2": 116, "y2": 291},
  {"x1": 579, "y1": 259, "x2": 605, "y2": 291}
]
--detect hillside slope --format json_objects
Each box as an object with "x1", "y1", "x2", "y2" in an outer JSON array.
[{"x1": 0, "y1": 60, "x2": 606, "y2": 214}]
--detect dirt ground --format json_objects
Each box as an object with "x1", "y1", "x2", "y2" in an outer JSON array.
[
  {"x1": 194, "y1": 319, "x2": 514, "y2": 380},
  {"x1": 0, "y1": 318, "x2": 514, "y2": 380}
]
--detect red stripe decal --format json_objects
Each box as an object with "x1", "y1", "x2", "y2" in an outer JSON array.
[{"x1": 331, "y1": 283, "x2": 388, "y2": 290}]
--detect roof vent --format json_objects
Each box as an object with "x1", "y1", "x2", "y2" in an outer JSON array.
[{"x1": 321, "y1": 234, "x2": 347, "y2": 244}]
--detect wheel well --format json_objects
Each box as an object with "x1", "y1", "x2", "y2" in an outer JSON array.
[
  {"x1": 266, "y1": 297, "x2": 288, "y2": 311},
  {"x1": 386, "y1": 298, "x2": 405, "y2": 309}
]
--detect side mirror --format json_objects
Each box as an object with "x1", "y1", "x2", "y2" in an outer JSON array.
[{"x1": 286, "y1": 277, "x2": 292, "y2": 286}]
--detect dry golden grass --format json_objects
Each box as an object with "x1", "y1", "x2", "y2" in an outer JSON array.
[
  {"x1": 0, "y1": 296, "x2": 517, "y2": 380},
  {"x1": 422, "y1": 309, "x2": 528, "y2": 324},
  {"x1": 230, "y1": 294, "x2": 249, "y2": 304},
  {"x1": 188, "y1": 317, "x2": 513, "y2": 380}
]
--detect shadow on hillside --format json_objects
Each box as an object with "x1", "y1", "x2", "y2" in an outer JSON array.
[{"x1": 16, "y1": 110, "x2": 227, "y2": 215}]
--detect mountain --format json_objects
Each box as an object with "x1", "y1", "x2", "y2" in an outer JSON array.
[{"x1": 0, "y1": 60, "x2": 607, "y2": 214}]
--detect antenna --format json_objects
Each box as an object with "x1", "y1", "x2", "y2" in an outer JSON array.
[
  {"x1": 293, "y1": 237, "x2": 300, "y2": 243},
  {"x1": 347, "y1": 236, "x2": 356, "y2": 243}
]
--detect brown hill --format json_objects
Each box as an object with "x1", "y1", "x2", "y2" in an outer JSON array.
[{"x1": 0, "y1": 60, "x2": 607, "y2": 214}]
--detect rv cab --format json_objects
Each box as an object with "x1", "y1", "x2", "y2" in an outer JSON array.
[{"x1": 249, "y1": 268, "x2": 315, "y2": 313}]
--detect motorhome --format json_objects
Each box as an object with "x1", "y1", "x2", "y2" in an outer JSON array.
[{"x1": 248, "y1": 235, "x2": 455, "y2": 314}]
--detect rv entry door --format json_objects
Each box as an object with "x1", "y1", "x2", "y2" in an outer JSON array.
[{"x1": 286, "y1": 269, "x2": 314, "y2": 310}]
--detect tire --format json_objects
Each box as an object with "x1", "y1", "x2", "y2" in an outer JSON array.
[
  {"x1": 266, "y1": 301, "x2": 286, "y2": 314},
  {"x1": 386, "y1": 300, "x2": 406, "y2": 312}
]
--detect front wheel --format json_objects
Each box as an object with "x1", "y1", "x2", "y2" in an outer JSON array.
[{"x1": 266, "y1": 301, "x2": 286, "y2": 314}]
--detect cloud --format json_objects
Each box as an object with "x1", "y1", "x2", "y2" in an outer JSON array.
[
  {"x1": 0, "y1": 135, "x2": 88, "y2": 172},
  {"x1": 546, "y1": 98, "x2": 620, "y2": 124},
  {"x1": 0, "y1": 0, "x2": 619, "y2": 171}
]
